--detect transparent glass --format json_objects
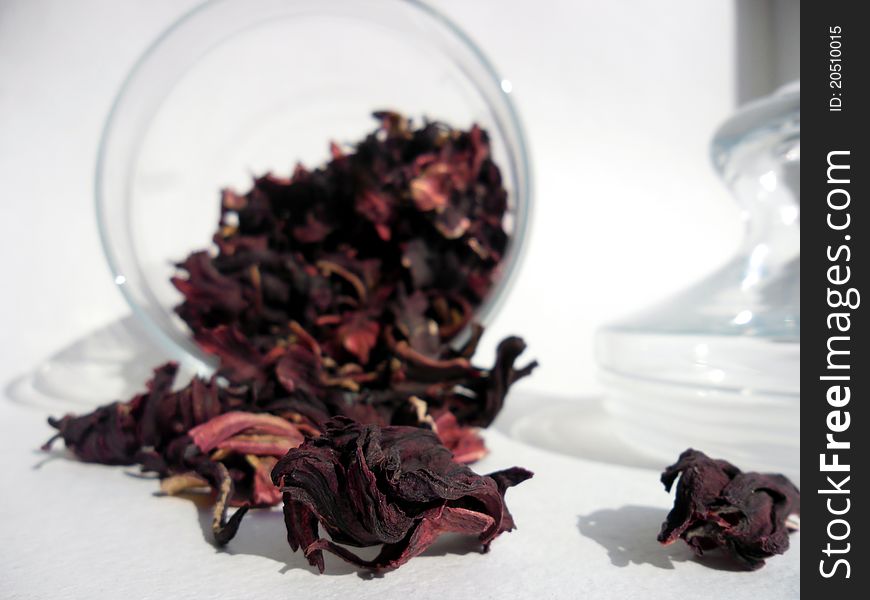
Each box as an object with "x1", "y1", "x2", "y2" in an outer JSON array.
[
  {"x1": 96, "y1": 0, "x2": 532, "y2": 375},
  {"x1": 596, "y1": 83, "x2": 800, "y2": 479}
]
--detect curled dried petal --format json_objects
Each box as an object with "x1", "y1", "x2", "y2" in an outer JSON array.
[{"x1": 188, "y1": 411, "x2": 305, "y2": 453}]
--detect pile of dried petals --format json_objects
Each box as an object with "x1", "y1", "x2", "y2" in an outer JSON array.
[{"x1": 44, "y1": 113, "x2": 536, "y2": 572}]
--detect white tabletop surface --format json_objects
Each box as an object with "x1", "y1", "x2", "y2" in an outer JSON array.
[
  {"x1": 0, "y1": 1, "x2": 798, "y2": 598},
  {"x1": 1, "y1": 391, "x2": 799, "y2": 600}
]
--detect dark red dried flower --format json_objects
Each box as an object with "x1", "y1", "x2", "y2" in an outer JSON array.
[
  {"x1": 657, "y1": 449, "x2": 800, "y2": 569},
  {"x1": 271, "y1": 417, "x2": 531, "y2": 573}
]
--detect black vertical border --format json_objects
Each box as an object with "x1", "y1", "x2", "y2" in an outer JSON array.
[{"x1": 803, "y1": 2, "x2": 867, "y2": 596}]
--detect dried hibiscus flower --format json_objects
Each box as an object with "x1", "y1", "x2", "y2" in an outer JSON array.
[
  {"x1": 271, "y1": 417, "x2": 531, "y2": 572},
  {"x1": 657, "y1": 449, "x2": 800, "y2": 569}
]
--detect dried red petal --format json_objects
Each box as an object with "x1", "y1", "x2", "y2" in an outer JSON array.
[
  {"x1": 188, "y1": 411, "x2": 305, "y2": 453},
  {"x1": 250, "y1": 456, "x2": 283, "y2": 506},
  {"x1": 355, "y1": 190, "x2": 394, "y2": 240},
  {"x1": 195, "y1": 326, "x2": 266, "y2": 387},
  {"x1": 274, "y1": 343, "x2": 323, "y2": 397},
  {"x1": 336, "y1": 314, "x2": 380, "y2": 364},
  {"x1": 434, "y1": 412, "x2": 487, "y2": 464},
  {"x1": 172, "y1": 251, "x2": 248, "y2": 318},
  {"x1": 410, "y1": 170, "x2": 449, "y2": 212}
]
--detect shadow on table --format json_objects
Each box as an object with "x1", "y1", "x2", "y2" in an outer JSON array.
[
  {"x1": 193, "y1": 500, "x2": 482, "y2": 579},
  {"x1": 577, "y1": 505, "x2": 746, "y2": 571},
  {"x1": 5, "y1": 315, "x2": 207, "y2": 413},
  {"x1": 191, "y1": 501, "x2": 357, "y2": 577},
  {"x1": 492, "y1": 394, "x2": 664, "y2": 471},
  {"x1": 577, "y1": 505, "x2": 691, "y2": 570}
]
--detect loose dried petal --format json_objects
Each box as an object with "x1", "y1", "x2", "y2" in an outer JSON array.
[{"x1": 188, "y1": 411, "x2": 305, "y2": 454}]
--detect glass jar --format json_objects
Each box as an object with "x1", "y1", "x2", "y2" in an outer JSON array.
[
  {"x1": 596, "y1": 83, "x2": 800, "y2": 479},
  {"x1": 96, "y1": 0, "x2": 532, "y2": 375}
]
